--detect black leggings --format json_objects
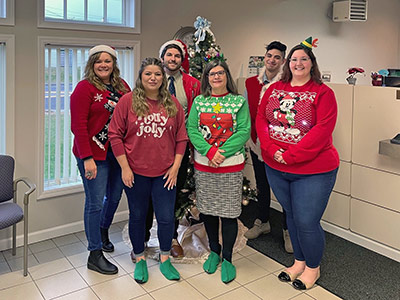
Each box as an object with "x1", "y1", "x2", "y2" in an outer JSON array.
[{"x1": 200, "y1": 213, "x2": 238, "y2": 262}]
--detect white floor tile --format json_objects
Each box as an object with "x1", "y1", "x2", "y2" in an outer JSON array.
[
  {"x1": 29, "y1": 258, "x2": 73, "y2": 280},
  {"x1": 0, "y1": 281, "x2": 44, "y2": 300},
  {"x1": 7, "y1": 254, "x2": 40, "y2": 272},
  {"x1": 0, "y1": 261, "x2": 11, "y2": 275},
  {"x1": 29, "y1": 240, "x2": 57, "y2": 254},
  {"x1": 59, "y1": 241, "x2": 87, "y2": 257},
  {"x1": 53, "y1": 287, "x2": 99, "y2": 300},
  {"x1": 0, "y1": 269, "x2": 32, "y2": 290},
  {"x1": 234, "y1": 257, "x2": 272, "y2": 285},
  {"x1": 53, "y1": 234, "x2": 81, "y2": 247},
  {"x1": 36, "y1": 269, "x2": 88, "y2": 299},
  {"x1": 3, "y1": 246, "x2": 32, "y2": 260},
  {"x1": 246, "y1": 252, "x2": 285, "y2": 273},
  {"x1": 245, "y1": 274, "x2": 301, "y2": 300},
  {"x1": 34, "y1": 247, "x2": 65, "y2": 264},
  {"x1": 66, "y1": 252, "x2": 89, "y2": 268},
  {"x1": 91, "y1": 274, "x2": 146, "y2": 300},
  {"x1": 186, "y1": 271, "x2": 240, "y2": 299},
  {"x1": 213, "y1": 286, "x2": 261, "y2": 300},
  {"x1": 237, "y1": 245, "x2": 258, "y2": 257},
  {"x1": 151, "y1": 280, "x2": 207, "y2": 300}
]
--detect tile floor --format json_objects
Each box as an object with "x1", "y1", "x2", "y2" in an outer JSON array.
[{"x1": 0, "y1": 221, "x2": 342, "y2": 300}]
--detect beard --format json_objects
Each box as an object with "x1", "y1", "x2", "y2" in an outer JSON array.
[{"x1": 164, "y1": 61, "x2": 181, "y2": 73}]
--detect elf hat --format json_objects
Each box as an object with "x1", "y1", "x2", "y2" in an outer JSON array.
[
  {"x1": 159, "y1": 40, "x2": 186, "y2": 59},
  {"x1": 300, "y1": 37, "x2": 318, "y2": 50},
  {"x1": 89, "y1": 45, "x2": 117, "y2": 58}
]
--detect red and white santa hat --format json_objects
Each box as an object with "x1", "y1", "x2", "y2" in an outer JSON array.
[
  {"x1": 89, "y1": 45, "x2": 117, "y2": 58},
  {"x1": 159, "y1": 40, "x2": 186, "y2": 59}
]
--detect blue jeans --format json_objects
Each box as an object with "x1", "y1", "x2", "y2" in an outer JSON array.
[
  {"x1": 100, "y1": 151, "x2": 124, "y2": 229},
  {"x1": 265, "y1": 165, "x2": 338, "y2": 268},
  {"x1": 76, "y1": 150, "x2": 123, "y2": 251},
  {"x1": 124, "y1": 173, "x2": 176, "y2": 257}
]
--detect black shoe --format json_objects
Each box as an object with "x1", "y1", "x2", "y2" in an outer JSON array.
[
  {"x1": 87, "y1": 250, "x2": 118, "y2": 275},
  {"x1": 100, "y1": 227, "x2": 114, "y2": 252}
]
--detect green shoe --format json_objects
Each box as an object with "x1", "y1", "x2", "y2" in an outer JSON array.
[
  {"x1": 221, "y1": 259, "x2": 236, "y2": 284},
  {"x1": 160, "y1": 258, "x2": 180, "y2": 280},
  {"x1": 134, "y1": 259, "x2": 148, "y2": 284},
  {"x1": 203, "y1": 251, "x2": 221, "y2": 274}
]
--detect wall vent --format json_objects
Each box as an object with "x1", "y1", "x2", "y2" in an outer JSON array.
[{"x1": 332, "y1": 0, "x2": 367, "y2": 22}]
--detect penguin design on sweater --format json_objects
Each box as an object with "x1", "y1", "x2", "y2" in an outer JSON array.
[{"x1": 273, "y1": 94, "x2": 300, "y2": 135}]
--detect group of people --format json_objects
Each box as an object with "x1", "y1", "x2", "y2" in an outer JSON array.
[{"x1": 70, "y1": 36, "x2": 339, "y2": 290}]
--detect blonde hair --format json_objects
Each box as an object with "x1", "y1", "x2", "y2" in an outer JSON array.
[
  {"x1": 84, "y1": 52, "x2": 127, "y2": 92},
  {"x1": 131, "y1": 57, "x2": 177, "y2": 118}
]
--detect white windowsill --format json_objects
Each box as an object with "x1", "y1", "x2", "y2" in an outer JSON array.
[{"x1": 37, "y1": 183, "x2": 84, "y2": 200}]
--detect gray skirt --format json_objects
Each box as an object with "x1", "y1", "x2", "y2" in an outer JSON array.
[{"x1": 194, "y1": 170, "x2": 243, "y2": 218}]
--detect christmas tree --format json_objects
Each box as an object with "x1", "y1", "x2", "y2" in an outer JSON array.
[{"x1": 189, "y1": 16, "x2": 226, "y2": 80}]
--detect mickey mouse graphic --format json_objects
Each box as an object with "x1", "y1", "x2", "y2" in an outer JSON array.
[{"x1": 273, "y1": 94, "x2": 300, "y2": 135}]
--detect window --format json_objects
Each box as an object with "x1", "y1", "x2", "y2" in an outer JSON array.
[
  {"x1": 0, "y1": 35, "x2": 15, "y2": 155},
  {"x1": 38, "y1": 37, "x2": 140, "y2": 198},
  {"x1": 0, "y1": 0, "x2": 15, "y2": 26},
  {"x1": 0, "y1": 42, "x2": 5, "y2": 154},
  {"x1": 38, "y1": 0, "x2": 140, "y2": 33}
]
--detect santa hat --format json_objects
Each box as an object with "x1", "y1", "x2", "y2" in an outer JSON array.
[
  {"x1": 159, "y1": 39, "x2": 190, "y2": 73},
  {"x1": 89, "y1": 45, "x2": 117, "y2": 58},
  {"x1": 300, "y1": 37, "x2": 318, "y2": 50}
]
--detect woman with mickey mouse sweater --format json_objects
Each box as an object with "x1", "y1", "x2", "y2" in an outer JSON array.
[{"x1": 256, "y1": 39, "x2": 339, "y2": 290}]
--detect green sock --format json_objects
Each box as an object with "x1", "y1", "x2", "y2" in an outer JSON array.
[
  {"x1": 160, "y1": 258, "x2": 180, "y2": 280},
  {"x1": 134, "y1": 259, "x2": 148, "y2": 284},
  {"x1": 221, "y1": 259, "x2": 236, "y2": 283},
  {"x1": 203, "y1": 251, "x2": 221, "y2": 274}
]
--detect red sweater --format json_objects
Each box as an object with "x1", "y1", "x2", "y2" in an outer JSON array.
[
  {"x1": 245, "y1": 75, "x2": 263, "y2": 143},
  {"x1": 181, "y1": 71, "x2": 201, "y2": 113},
  {"x1": 256, "y1": 80, "x2": 339, "y2": 174},
  {"x1": 71, "y1": 79, "x2": 130, "y2": 160},
  {"x1": 108, "y1": 92, "x2": 188, "y2": 177}
]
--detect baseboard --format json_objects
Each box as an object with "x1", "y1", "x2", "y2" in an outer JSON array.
[
  {"x1": 0, "y1": 210, "x2": 129, "y2": 251},
  {"x1": 270, "y1": 200, "x2": 400, "y2": 263}
]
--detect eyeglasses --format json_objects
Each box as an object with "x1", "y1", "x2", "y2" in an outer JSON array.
[
  {"x1": 208, "y1": 70, "x2": 225, "y2": 77},
  {"x1": 289, "y1": 57, "x2": 310, "y2": 63}
]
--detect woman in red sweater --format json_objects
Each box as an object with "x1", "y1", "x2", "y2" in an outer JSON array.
[
  {"x1": 109, "y1": 57, "x2": 187, "y2": 284},
  {"x1": 71, "y1": 45, "x2": 130, "y2": 275},
  {"x1": 256, "y1": 38, "x2": 339, "y2": 290}
]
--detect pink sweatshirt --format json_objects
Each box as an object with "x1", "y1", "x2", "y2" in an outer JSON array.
[{"x1": 109, "y1": 92, "x2": 188, "y2": 177}]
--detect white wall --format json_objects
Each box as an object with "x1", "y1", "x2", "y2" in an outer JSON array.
[{"x1": 0, "y1": 0, "x2": 399, "y2": 248}]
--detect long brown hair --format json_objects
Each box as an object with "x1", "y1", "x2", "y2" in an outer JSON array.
[
  {"x1": 131, "y1": 57, "x2": 177, "y2": 117},
  {"x1": 84, "y1": 52, "x2": 127, "y2": 92},
  {"x1": 280, "y1": 44, "x2": 322, "y2": 84},
  {"x1": 200, "y1": 60, "x2": 238, "y2": 97}
]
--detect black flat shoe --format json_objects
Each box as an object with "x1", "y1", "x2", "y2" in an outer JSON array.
[
  {"x1": 292, "y1": 270, "x2": 320, "y2": 290},
  {"x1": 278, "y1": 270, "x2": 301, "y2": 282}
]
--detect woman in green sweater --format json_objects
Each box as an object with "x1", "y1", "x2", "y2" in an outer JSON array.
[{"x1": 187, "y1": 60, "x2": 250, "y2": 283}]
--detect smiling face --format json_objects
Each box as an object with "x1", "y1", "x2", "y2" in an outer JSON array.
[
  {"x1": 208, "y1": 66, "x2": 228, "y2": 94},
  {"x1": 141, "y1": 64, "x2": 163, "y2": 96},
  {"x1": 289, "y1": 49, "x2": 312, "y2": 81},
  {"x1": 264, "y1": 48, "x2": 285, "y2": 74},
  {"x1": 93, "y1": 52, "x2": 114, "y2": 84},
  {"x1": 162, "y1": 48, "x2": 182, "y2": 74}
]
